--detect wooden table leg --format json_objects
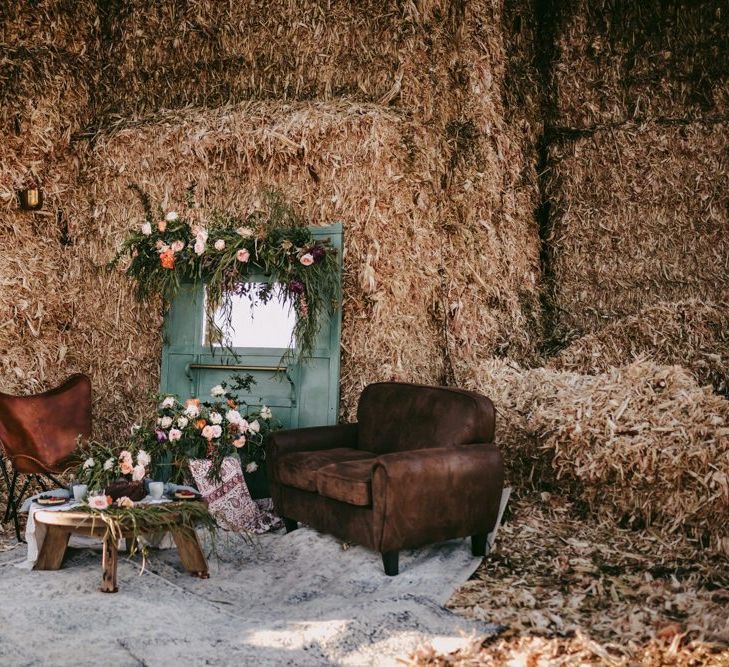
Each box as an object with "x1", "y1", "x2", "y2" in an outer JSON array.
[
  {"x1": 100, "y1": 535, "x2": 118, "y2": 593},
  {"x1": 35, "y1": 526, "x2": 70, "y2": 570},
  {"x1": 171, "y1": 526, "x2": 209, "y2": 579}
]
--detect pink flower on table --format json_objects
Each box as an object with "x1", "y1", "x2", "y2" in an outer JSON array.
[
  {"x1": 236, "y1": 248, "x2": 250, "y2": 263},
  {"x1": 88, "y1": 495, "x2": 110, "y2": 510},
  {"x1": 116, "y1": 496, "x2": 134, "y2": 509},
  {"x1": 132, "y1": 464, "x2": 145, "y2": 482},
  {"x1": 300, "y1": 253, "x2": 314, "y2": 266}
]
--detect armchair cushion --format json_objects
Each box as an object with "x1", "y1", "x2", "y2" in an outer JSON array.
[
  {"x1": 274, "y1": 447, "x2": 374, "y2": 493},
  {"x1": 316, "y1": 459, "x2": 376, "y2": 507}
]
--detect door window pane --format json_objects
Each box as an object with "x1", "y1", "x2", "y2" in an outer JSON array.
[{"x1": 204, "y1": 284, "x2": 296, "y2": 349}]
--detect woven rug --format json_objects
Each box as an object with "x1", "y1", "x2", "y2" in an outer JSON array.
[{"x1": 0, "y1": 526, "x2": 498, "y2": 666}]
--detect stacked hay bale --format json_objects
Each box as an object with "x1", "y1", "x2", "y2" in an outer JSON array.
[
  {"x1": 549, "y1": 300, "x2": 729, "y2": 396},
  {"x1": 464, "y1": 359, "x2": 729, "y2": 554},
  {"x1": 543, "y1": 0, "x2": 729, "y2": 349},
  {"x1": 74, "y1": 101, "x2": 449, "y2": 428}
]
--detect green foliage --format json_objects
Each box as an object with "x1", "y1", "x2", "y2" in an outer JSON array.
[{"x1": 111, "y1": 188, "x2": 339, "y2": 359}]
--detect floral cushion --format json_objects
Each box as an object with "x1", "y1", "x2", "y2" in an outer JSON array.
[{"x1": 188, "y1": 456, "x2": 280, "y2": 534}]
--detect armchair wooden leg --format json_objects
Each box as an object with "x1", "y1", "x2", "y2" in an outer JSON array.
[
  {"x1": 382, "y1": 550, "x2": 399, "y2": 576},
  {"x1": 282, "y1": 517, "x2": 298, "y2": 533},
  {"x1": 471, "y1": 533, "x2": 489, "y2": 557}
]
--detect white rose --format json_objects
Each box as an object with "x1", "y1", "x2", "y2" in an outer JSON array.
[
  {"x1": 165, "y1": 211, "x2": 179, "y2": 222},
  {"x1": 103, "y1": 457, "x2": 115, "y2": 471},
  {"x1": 210, "y1": 384, "x2": 225, "y2": 397},
  {"x1": 194, "y1": 228, "x2": 208, "y2": 243},
  {"x1": 209, "y1": 412, "x2": 222, "y2": 425},
  {"x1": 159, "y1": 416, "x2": 173, "y2": 429},
  {"x1": 245, "y1": 462, "x2": 258, "y2": 473},
  {"x1": 176, "y1": 416, "x2": 189, "y2": 429},
  {"x1": 132, "y1": 464, "x2": 146, "y2": 482},
  {"x1": 248, "y1": 420, "x2": 260, "y2": 434},
  {"x1": 140, "y1": 222, "x2": 152, "y2": 236},
  {"x1": 168, "y1": 428, "x2": 182, "y2": 442},
  {"x1": 214, "y1": 239, "x2": 225, "y2": 251},
  {"x1": 211, "y1": 425, "x2": 222, "y2": 438},
  {"x1": 260, "y1": 406, "x2": 272, "y2": 420},
  {"x1": 83, "y1": 457, "x2": 95, "y2": 470},
  {"x1": 225, "y1": 409, "x2": 242, "y2": 424},
  {"x1": 193, "y1": 239, "x2": 206, "y2": 255},
  {"x1": 161, "y1": 396, "x2": 176, "y2": 409},
  {"x1": 136, "y1": 450, "x2": 151, "y2": 467},
  {"x1": 184, "y1": 404, "x2": 200, "y2": 418}
]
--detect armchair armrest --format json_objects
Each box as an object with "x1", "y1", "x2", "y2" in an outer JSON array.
[
  {"x1": 268, "y1": 423, "x2": 359, "y2": 460},
  {"x1": 372, "y1": 444, "x2": 504, "y2": 552}
]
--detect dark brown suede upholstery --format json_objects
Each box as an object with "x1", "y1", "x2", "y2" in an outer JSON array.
[{"x1": 268, "y1": 382, "x2": 504, "y2": 575}]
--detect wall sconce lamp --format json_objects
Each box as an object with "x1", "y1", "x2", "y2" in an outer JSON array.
[{"x1": 18, "y1": 187, "x2": 44, "y2": 211}]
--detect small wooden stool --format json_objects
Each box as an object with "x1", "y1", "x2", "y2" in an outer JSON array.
[{"x1": 34, "y1": 509, "x2": 209, "y2": 592}]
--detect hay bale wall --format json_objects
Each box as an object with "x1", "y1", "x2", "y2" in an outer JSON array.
[
  {"x1": 544, "y1": 121, "x2": 729, "y2": 346},
  {"x1": 549, "y1": 300, "x2": 729, "y2": 396},
  {"x1": 551, "y1": 0, "x2": 729, "y2": 128}
]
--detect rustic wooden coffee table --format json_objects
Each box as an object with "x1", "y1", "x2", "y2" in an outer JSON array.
[{"x1": 33, "y1": 507, "x2": 209, "y2": 593}]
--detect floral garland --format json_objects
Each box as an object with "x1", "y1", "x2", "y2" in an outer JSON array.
[{"x1": 112, "y1": 188, "x2": 339, "y2": 359}]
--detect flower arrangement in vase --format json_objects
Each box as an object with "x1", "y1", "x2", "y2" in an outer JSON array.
[
  {"x1": 75, "y1": 441, "x2": 151, "y2": 501},
  {"x1": 150, "y1": 379, "x2": 279, "y2": 483}
]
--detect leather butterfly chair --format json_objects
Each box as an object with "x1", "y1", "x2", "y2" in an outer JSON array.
[{"x1": 0, "y1": 374, "x2": 91, "y2": 541}]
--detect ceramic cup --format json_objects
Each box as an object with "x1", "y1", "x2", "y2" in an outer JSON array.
[
  {"x1": 73, "y1": 484, "x2": 88, "y2": 502},
  {"x1": 149, "y1": 481, "x2": 164, "y2": 500}
]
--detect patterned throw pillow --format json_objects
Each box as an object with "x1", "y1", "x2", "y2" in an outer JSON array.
[{"x1": 188, "y1": 456, "x2": 280, "y2": 533}]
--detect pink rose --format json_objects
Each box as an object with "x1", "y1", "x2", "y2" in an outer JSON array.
[
  {"x1": 236, "y1": 248, "x2": 250, "y2": 263},
  {"x1": 88, "y1": 495, "x2": 110, "y2": 510},
  {"x1": 300, "y1": 253, "x2": 314, "y2": 266},
  {"x1": 233, "y1": 436, "x2": 246, "y2": 448},
  {"x1": 120, "y1": 461, "x2": 133, "y2": 475},
  {"x1": 171, "y1": 240, "x2": 185, "y2": 253},
  {"x1": 132, "y1": 464, "x2": 146, "y2": 482},
  {"x1": 194, "y1": 240, "x2": 206, "y2": 255},
  {"x1": 201, "y1": 425, "x2": 215, "y2": 440},
  {"x1": 214, "y1": 239, "x2": 226, "y2": 251}
]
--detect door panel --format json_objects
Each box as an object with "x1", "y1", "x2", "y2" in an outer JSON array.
[{"x1": 160, "y1": 224, "x2": 342, "y2": 430}]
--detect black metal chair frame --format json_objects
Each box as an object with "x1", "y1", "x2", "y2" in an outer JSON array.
[{"x1": 1, "y1": 450, "x2": 64, "y2": 543}]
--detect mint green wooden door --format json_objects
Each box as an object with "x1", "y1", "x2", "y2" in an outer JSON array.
[{"x1": 160, "y1": 224, "x2": 342, "y2": 429}]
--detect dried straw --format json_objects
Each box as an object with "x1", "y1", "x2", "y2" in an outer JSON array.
[
  {"x1": 465, "y1": 359, "x2": 729, "y2": 553},
  {"x1": 549, "y1": 300, "x2": 729, "y2": 396},
  {"x1": 545, "y1": 121, "x2": 729, "y2": 347},
  {"x1": 552, "y1": 0, "x2": 729, "y2": 128}
]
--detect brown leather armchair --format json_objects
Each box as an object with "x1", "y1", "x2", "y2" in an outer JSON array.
[
  {"x1": 267, "y1": 382, "x2": 504, "y2": 575},
  {"x1": 0, "y1": 374, "x2": 91, "y2": 541}
]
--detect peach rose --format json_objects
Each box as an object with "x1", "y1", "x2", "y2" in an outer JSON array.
[
  {"x1": 157, "y1": 220, "x2": 167, "y2": 233},
  {"x1": 116, "y1": 496, "x2": 134, "y2": 509},
  {"x1": 233, "y1": 436, "x2": 246, "y2": 448},
  {"x1": 299, "y1": 253, "x2": 314, "y2": 266},
  {"x1": 120, "y1": 460, "x2": 133, "y2": 475},
  {"x1": 88, "y1": 494, "x2": 110, "y2": 510},
  {"x1": 236, "y1": 248, "x2": 250, "y2": 263}
]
